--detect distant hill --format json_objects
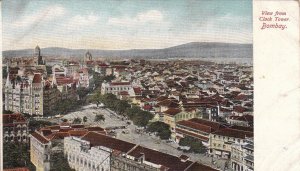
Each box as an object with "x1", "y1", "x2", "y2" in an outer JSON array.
[{"x1": 2, "y1": 42, "x2": 252, "y2": 59}]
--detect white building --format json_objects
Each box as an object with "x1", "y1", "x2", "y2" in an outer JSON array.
[
  {"x1": 231, "y1": 137, "x2": 254, "y2": 171},
  {"x1": 101, "y1": 81, "x2": 132, "y2": 95},
  {"x1": 30, "y1": 132, "x2": 52, "y2": 171},
  {"x1": 64, "y1": 137, "x2": 111, "y2": 171}
]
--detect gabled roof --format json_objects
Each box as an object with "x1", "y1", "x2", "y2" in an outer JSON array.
[
  {"x1": 164, "y1": 108, "x2": 182, "y2": 116},
  {"x1": 3, "y1": 113, "x2": 27, "y2": 126},
  {"x1": 187, "y1": 162, "x2": 218, "y2": 171},
  {"x1": 31, "y1": 132, "x2": 49, "y2": 144},
  {"x1": 127, "y1": 145, "x2": 194, "y2": 171},
  {"x1": 82, "y1": 132, "x2": 136, "y2": 153},
  {"x1": 32, "y1": 73, "x2": 42, "y2": 83},
  {"x1": 212, "y1": 128, "x2": 253, "y2": 139}
]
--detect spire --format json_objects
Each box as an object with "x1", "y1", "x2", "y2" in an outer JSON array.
[
  {"x1": 5, "y1": 66, "x2": 10, "y2": 87},
  {"x1": 52, "y1": 74, "x2": 57, "y2": 86}
]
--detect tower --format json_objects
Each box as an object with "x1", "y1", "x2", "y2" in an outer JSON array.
[
  {"x1": 35, "y1": 45, "x2": 41, "y2": 57},
  {"x1": 85, "y1": 51, "x2": 92, "y2": 62},
  {"x1": 35, "y1": 45, "x2": 44, "y2": 65}
]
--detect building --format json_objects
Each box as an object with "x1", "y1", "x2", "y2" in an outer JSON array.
[
  {"x1": 35, "y1": 45, "x2": 45, "y2": 65},
  {"x1": 4, "y1": 73, "x2": 44, "y2": 116},
  {"x1": 210, "y1": 127, "x2": 253, "y2": 159},
  {"x1": 101, "y1": 82, "x2": 132, "y2": 95},
  {"x1": 64, "y1": 132, "x2": 218, "y2": 171},
  {"x1": 226, "y1": 114, "x2": 253, "y2": 127},
  {"x1": 162, "y1": 108, "x2": 197, "y2": 138},
  {"x1": 231, "y1": 137, "x2": 254, "y2": 171},
  {"x1": 175, "y1": 118, "x2": 224, "y2": 147},
  {"x1": 30, "y1": 123, "x2": 105, "y2": 171},
  {"x1": 3, "y1": 113, "x2": 29, "y2": 143}
]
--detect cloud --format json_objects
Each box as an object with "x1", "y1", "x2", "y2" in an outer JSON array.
[
  {"x1": 12, "y1": 5, "x2": 65, "y2": 28},
  {"x1": 108, "y1": 10, "x2": 164, "y2": 27},
  {"x1": 67, "y1": 14, "x2": 99, "y2": 27}
]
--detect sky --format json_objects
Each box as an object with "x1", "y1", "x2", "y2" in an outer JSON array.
[{"x1": 2, "y1": 0, "x2": 252, "y2": 50}]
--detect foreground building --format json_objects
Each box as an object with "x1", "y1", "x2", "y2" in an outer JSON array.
[
  {"x1": 64, "y1": 132, "x2": 218, "y2": 171},
  {"x1": 3, "y1": 113, "x2": 28, "y2": 143},
  {"x1": 30, "y1": 123, "x2": 106, "y2": 171},
  {"x1": 231, "y1": 137, "x2": 254, "y2": 171}
]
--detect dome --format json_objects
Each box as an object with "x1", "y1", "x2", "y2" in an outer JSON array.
[
  {"x1": 34, "y1": 45, "x2": 41, "y2": 56},
  {"x1": 35, "y1": 45, "x2": 40, "y2": 52},
  {"x1": 85, "y1": 51, "x2": 92, "y2": 61}
]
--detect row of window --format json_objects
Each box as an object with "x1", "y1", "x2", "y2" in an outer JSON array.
[
  {"x1": 105, "y1": 87, "x2": 130, "y2": 91},
  {"x1": 68, "y1": 153, "x2": 107, "y2": 171}
]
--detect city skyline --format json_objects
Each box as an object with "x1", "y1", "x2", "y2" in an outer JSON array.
[{"x1": 3, "y1": 0, "x2": 252, "y2": 51}]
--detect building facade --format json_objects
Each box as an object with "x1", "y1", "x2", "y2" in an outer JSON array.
[
  {"x1": 101, "y1": 82, "x2": 132, "y2": 95},
  {"x1": 3, "y1": 113, "x2": 29, "y2": 143}
]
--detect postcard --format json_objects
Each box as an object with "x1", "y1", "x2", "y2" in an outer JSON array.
[{"x1": 1, "y1": 0, "x2": 299, "y2": 171}]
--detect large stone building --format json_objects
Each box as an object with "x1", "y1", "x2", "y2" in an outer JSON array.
[
  {"x1": 64, "y1": 132, "x2": 218, "y2": 171},
  {"x1": 101, "y1": 82, "x2": 132, "y2": 95},
  {"x1": 30, "y1": 123, "x2": 106, "y2": 171},
  {"x1": 231, "y1": 137, "x2": 254, "y2": 171},
  {"x1": 4, "y1": 73, "x2": 45, "y2": 115},
  {"x1": 3, "y1": 113, "x2": 29, "y2": 143},
  {"x1": 209, "y1": 127, "x2": 253, "y2": 159}
]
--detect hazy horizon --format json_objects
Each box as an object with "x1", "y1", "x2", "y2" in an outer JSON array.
[{"x1": 3, "y1": 41, "x2": 253, "y2": 52}]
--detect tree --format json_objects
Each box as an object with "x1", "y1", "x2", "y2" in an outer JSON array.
[
  {"x1": 91, "y1": 91, "x2": 103, "y2": 107},
  {"x1": 73, "y1": 117, "x2": 82, "y2": 124},
  {"x1": 125, "y1": 106, "x2": 154, "y2": 127},
  {"x1": 29, "y1": 120, "x2": 53, "y2": 133},
  {"x1": 46, "y1": 65, "x2": 53, "y2": 75},
  {"x1": 94, "y1": 114, "x2": 105, "y2": 122},
  {"x1": 83, "y1": 116, "x2": 88, "y2": 123},
  {"x1": 77, "y1": 87, "x2": 89, "y2": 100},
  {"x1": 147, "y1": 121, "x2": 171, "y2": 140},
  {"x1": 101, "y1": 93, "x2": 117, "y2": 108},
  {"x1": 3, "y1": 143, "x2": 35, "y2": 170},
  {"x1": 3, "y1": 66, "x2": 8, "y2": 78},
  {"x1": 113, "y1": 100, "x2": 130, "y2": 115},
  {"x1": 179, "y1": 137, "x2": 207, "y2": 154},
  {"x1": 50, "y1": 152, "x2": 75, "y2": 171}
]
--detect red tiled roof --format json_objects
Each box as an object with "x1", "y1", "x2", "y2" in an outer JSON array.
[
  {"x1": 3, "y1": 113, "x2": 27, "y2": 126},
  {"x1": 157, "y1": 99, "x2": 179, "y2": 108},
  {"x1": 133, "y1": 87, "x2": 142, "y2": 94},
  {"x1": 176, "y1": 128, "x2": 209, "y2": 142},
  {"x1": 3, "y1": 167, "x2": 30, "y2": 171},
  {"x1": 164, "y1": 108, "x2": 182, "y2": 116},
  {"x1": 32, "y1": 73, "x2": 42, "y2": 83},
  {"x1": 229, "y1": 114, "x2": 253, "y2": 122},
  {"x1": 82, "y1": 132, "x2": 136, "y2": 153},
  {"x1": 31, "y1": 132, "x2": 49, "y2": 144},
  {"x1": 187, "y1": 162, "x2": 218, "y2": 171},
  {"x1": 229, "y1": 125, "x2": 253, "y2": 132},
  {"x1": 143, "y1": 105, "x2": 153, "y2": 110},
  {"x1": 212, "y1": 128, "x2": 253, "y2": 139},
  {"x1": 233, "y1": 106, "x2": 247, "y2": 113},
  {"x1": 119, "y1": 91, "x2": 129, "y2": 96},
  {"x1": 86, "y1": 127, "x2": 105, "y2": 132},
  {"x1": 127, "y1": 146, "x2": 194, "y2": 171},
  {"x1": 177, "y1": 120, "x2": 213, "y2": 133},
  {"x1": 110, "y1": 82, "x2": 131, "y2": 86},
  {"x1": 188, "y1": 118, "x2": 224, "y2": 131}
]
